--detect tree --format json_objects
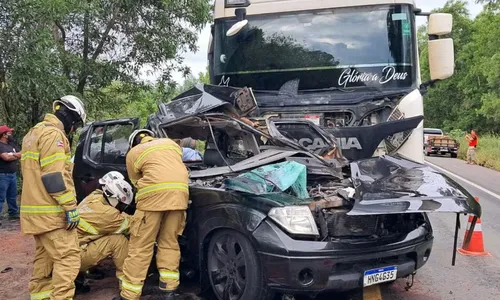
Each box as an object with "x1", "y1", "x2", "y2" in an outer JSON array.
[
  {"x1": 420, "y1": 1, "x2": 477, "y2": 131},
  {"x1": 0, "y1": 0, "x2": 212, "y2": 138},
  {"x1": 419, "y1": 0, "x2": 500, "y2": 133},
  {"x1": 52, "y1": 0, "x2": 212, "y2": 95},
  {"x1": 0, "y1": 0, "x2": 74, "y2": 133},
  {"x1": 176, "y1": 67, "x2": 210, "y2": 93}
]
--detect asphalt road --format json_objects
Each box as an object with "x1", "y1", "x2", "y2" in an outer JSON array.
[{"x1": 381, "y1": 156, "x2": 500, "y2": 300}]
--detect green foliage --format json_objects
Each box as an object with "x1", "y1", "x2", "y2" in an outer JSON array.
[
  {"x1": 93, "y1": 68, "x2": 210, "y2": 126},
  {"x1": 421, "y1": 0, "x2": 500, "y2": 134},
  {"x1": 445, "y1": 129, "x2": 500, "y2": 170},
  {"x1": 176, "y1": 67, "x2": 211, "y2": 93},
  {"x1": 454, "y1": 134, "x2": 500, "y2": 170},
  {"x1": 0, "y1": 0, "x2": 212, "y2": 140}
]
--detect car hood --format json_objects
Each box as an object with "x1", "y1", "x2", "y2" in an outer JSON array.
[{"x1": 348, "y1": 155, "x2": 481, "y2": 217}]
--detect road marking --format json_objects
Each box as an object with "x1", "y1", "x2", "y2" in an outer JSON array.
[
  {"x1": 363, "y1": 285, "x2": 382, "y2": 300},
  {"x1": 425, "y1": 160, "x2": 500, "y2": 201}
]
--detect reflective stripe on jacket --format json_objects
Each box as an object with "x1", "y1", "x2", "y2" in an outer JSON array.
[
  {"x1": 126, "y1": 137, "x2": 189, "y2": 211},
  {"x1": 20, "y1": 114, "x2": 77, "y2": 235},
  {"x1": 77, "y1": 190, "x2": 131, "y2": 245}
]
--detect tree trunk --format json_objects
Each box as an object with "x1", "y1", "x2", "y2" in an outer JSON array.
[{"x1": 77, "y1": 4, "x2": 91, "y2": 95}]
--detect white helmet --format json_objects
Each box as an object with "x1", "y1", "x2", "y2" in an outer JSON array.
[
  {"x1": 53, "y1": 95, "x2": 87, "y2": 124},
  {"x1": 99, "y1": 171, "x2": 134, "y2": 208},
  {"x1": 128, "y1": 129, "x2": 155, "y2": 148}
]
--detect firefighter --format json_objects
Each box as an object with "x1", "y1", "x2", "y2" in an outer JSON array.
[
  {"x1": 77, "y1": 171, "x2": 134, "y2": 286},
  {"x1": 20, "y1": 95, "x2": 86, "y2": 300},
  {"x1": 116, "y1": 129, "x2": 189, "y2": 300}
]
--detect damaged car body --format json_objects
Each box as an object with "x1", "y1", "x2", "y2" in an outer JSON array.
[{"x1": 73, "y1": 84, "x2": 481, "y2": 299}]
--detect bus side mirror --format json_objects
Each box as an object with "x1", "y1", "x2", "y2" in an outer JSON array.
[
  {"x1": 227, "y1": 20, "x2": 248, "y2": 36},
  {"x1": 428, "y1": 13, "x2": 454, "y2": 81},
  {"x1": 227, "y1": 8, "x2": 248, "y2": 37},
  {"x1": 428, "y1": 13, "x2": 452, "y2": 35}
]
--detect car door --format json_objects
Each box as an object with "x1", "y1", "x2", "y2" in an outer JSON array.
[{"x1": 73, "y1": 118, "x2": 139, "y2": 201}]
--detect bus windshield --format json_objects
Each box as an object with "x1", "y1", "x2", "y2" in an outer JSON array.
[{"x1": 213, "y1": 4, "x2": 416, "y2": 91}]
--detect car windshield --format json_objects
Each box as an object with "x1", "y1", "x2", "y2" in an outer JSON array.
[{"x1": 213, "y1": 4, "x2": 415, "y2": 91}]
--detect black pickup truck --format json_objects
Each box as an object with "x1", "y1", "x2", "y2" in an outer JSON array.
[{"x1": 72, "y1": 85, "x2": 480, "y2": 300}]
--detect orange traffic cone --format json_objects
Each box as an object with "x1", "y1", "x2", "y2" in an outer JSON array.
[{"x1": 457, "y1": 197, "x2": 491, "y2": 257}]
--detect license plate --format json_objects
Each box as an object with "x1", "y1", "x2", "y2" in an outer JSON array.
[
  {"x1": 363, "y1": 266, "x2": 397, "y2": 287},
  {"x1": 304, "y1": 114, "x2": 321, "y2": 126},
  {"x1": 440, "y1": 147, "x2": 448, "y2": 151}
]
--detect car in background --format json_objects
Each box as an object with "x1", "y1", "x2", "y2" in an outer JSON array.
[
  {"x1": 423, "y1": 128, "x2": 443, "y2": 148},
  {"x1": 423, "y1": 128, "x2": 459, "y2": 158}
]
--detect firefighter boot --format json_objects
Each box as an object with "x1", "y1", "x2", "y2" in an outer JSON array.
[
  {"x1": 160, "y1": 291, "x2": 178, "y2": 300},
  {"x1": 75, "y1": 272, "x2": 91, "y2": 294}
]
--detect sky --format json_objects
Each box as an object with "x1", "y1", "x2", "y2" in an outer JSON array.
[{"x1": 164, "y1": 0, "x2": 484, "y2": 84}]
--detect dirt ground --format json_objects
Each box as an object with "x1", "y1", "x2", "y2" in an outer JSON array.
[
  {"x1": 0, "y1": 220, "x2": 203, "y2": 300},
  {"x1": 0, "y1": 219, "x2": 34, "y2": 300}
]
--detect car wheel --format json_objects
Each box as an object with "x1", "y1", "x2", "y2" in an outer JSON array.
[
  {"x1": 425, "y1": 150, "x2": 430, "y2": 156},
  {"x1": 451, "y1": 153, "x2": 458, "y2": 158},
  {"x1": 207, "y1": 229, "x2": 273, "y2": 300}
]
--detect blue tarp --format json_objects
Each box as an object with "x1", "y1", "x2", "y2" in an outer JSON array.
[{"x1": 224, "y1": 161, "x2": 310, "y2": 199}]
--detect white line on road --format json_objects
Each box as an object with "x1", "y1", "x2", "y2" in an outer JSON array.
[{"x1": 425, "y1": 160, "x2": 500, "y2": 201}]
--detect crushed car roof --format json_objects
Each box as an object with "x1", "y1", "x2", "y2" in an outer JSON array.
[{"x1": 151, "y1": 84, "x2": 481, "y2": 217}]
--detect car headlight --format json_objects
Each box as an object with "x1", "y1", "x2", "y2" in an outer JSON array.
[{"x1": 268, "y1": 206, "x2": 319, "y2": 236}]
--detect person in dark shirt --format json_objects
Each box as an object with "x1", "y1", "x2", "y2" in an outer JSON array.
[{"x1": 0, "y1": 125, "x2": 21, "y2": 220}]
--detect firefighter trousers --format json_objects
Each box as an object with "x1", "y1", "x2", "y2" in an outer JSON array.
[
  {"x1": 120, "y1": 209, "x2": 186, "y2": 300},
  {"x1": 29, "y1": 228, "x2": 81, "y2": 300},
  {"x1": 80, "y1": 234, "x2": 129, "y2": 279}
]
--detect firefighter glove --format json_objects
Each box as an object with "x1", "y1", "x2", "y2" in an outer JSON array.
[{"x1": 66, "y1": 209, "x2": 80, "y2": 230}]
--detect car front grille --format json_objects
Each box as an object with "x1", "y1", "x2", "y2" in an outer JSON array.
[{"x1": 324, "y1": 210, "x2": 380, "y2": 238}]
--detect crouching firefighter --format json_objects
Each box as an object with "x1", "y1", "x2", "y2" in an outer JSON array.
[
  {"x1": 116, "y1": 129, "x2": 189, "y2": 300},
  {"x1": 20, "y1": 95, "x2": 86, "y2": 300},
  {"x1": 77, "y1": 171, "x2": 134, "y2": 289}
]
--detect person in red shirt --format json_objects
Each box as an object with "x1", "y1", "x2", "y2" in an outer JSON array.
[{"x1": 465, "y1": 129, "x2": 478, "y2": 164}]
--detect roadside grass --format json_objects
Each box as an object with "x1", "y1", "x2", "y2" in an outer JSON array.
[{"x1": 449, "y1": 130, "x2": 500, "y2": 171}]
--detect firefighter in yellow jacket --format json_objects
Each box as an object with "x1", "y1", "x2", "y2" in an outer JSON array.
[
  {"x1": 20, "y1": 95, "x2": 86, "y2": 300},
  {"x1": 77, "y1": 171, "x2": 134, "y2": 285},
  {"x1": 117, "y1": 129, "x2": 189, "y2": 300}
]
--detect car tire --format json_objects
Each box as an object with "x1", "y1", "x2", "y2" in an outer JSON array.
[
  {"x1": 425, "y1": 150, "x2": 430, "y2": 156},
  {"x1": 451, "y1": 153, "x2": 458, "y2": 158},
  {"x1": 207, "y1": 229, "x2": 273, "y2": 300}
]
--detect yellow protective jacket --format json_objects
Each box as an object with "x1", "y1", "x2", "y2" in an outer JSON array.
[
  {"x1": 20, "y1": 114, "x2": 76, "y2": 235},
  {"x1": 77, "y1": 190, "x2": 131, "y2": 246},
  {"x1": 126, "y1": 137, "x2": 189, "y2": 211}
]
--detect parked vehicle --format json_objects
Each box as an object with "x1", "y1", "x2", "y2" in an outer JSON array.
[
  {"x1": 423, "y1": 128, "x2": 444, "y2": 148},
  {"x1": 425, "y1": 134, "x2": 459, "y2": 158},
  {"x1": 73, "y1": 85, "x2": 481, "y2": 300}
]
